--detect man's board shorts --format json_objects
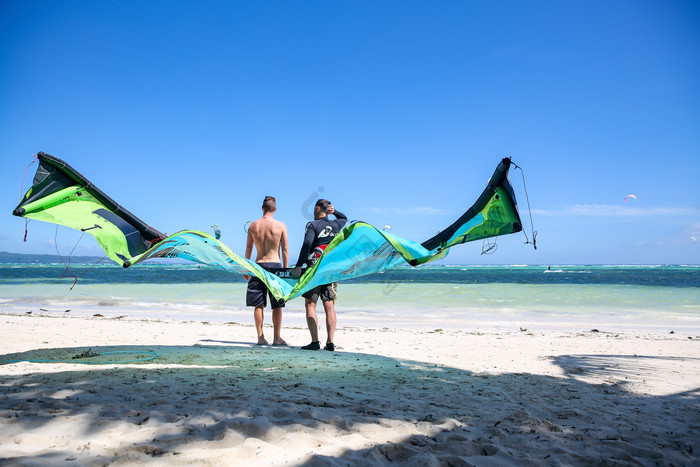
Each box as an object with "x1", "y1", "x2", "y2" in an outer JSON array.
[
  {"x1": 302, "y1": 282, "x2": 338, "y2": 303},
  {"x1": 246, "y1": 262, "x2": 285, "y2": 308}
]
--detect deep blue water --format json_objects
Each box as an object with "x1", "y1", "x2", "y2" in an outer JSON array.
[{"x1": 1, "y1": 263, "x2": 698, "y2": 287}]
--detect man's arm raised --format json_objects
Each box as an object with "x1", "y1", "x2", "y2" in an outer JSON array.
[{"x1": 327, "y1": 205, "x2": 347, "y2": 228}]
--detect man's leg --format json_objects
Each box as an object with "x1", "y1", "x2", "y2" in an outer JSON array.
[
  {"x1": 305, "y1": 299, "x2": 319, "y2": 343},
  {"x1": 254, "y1": 306, "x2": 268, "y2": 345},
  {"x1": 272, "y1": 306, "x2": 286, "y2": 345},
  {"x1": 322, "y1": 299, "x2": 336, "y2": 345},
  {"x1": 248, "y1": 277, "x2": 268, "y2": 345}
]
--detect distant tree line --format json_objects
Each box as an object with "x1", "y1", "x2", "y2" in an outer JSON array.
[{"x1": 0, "y1": 251, "x2": 105, "y2": 264}]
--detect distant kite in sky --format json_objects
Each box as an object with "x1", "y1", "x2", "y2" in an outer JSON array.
[
  {"x1": 211, "y1": 225, "x2": 221, "y2": 240},
  {"x1": 624, "y1": 194, "x2": 638, "y2": 202}
]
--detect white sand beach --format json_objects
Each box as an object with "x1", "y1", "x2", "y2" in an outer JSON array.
[{"x1": 1, "y1": 313, "x2": 698, "y2": 466}]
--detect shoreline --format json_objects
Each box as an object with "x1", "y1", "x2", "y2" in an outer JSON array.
[
  {"x1": 2, "y1": 304, "x2": 699, "y2": 335},
  {"x1": 1, "y1": 313, "x2": 699, "y2": 465}
]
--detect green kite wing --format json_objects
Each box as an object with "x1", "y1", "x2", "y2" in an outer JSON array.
[
  {"x1": 13, "y1": 153, "x2": 524, "y2": 302},
  {"x1": 13, "y1": 153, "x2": 165, "y2": 266}
]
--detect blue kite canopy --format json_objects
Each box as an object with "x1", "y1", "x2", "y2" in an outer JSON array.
[{"x1": 14, "y1": 153, "x2": 524, "y2": 302}]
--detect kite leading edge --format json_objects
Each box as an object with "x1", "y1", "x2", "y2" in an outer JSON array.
[{"x1": 13, "y1": 152, "x2": 526, "y2": 303}]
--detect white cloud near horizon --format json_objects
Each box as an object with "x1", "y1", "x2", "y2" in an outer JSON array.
[
  {"x1": 362, "y1": 204, "x2": 700, "y2": 220},
  {"x1": 530, "y1": 204, "x2": 700, "y2": 217},
  {"x1": 638, "y1": 222, "x2": 700, "y2": 247}
]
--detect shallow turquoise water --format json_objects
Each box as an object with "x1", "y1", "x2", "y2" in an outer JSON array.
[{"x1": 1, "y1": 264, "x2": 698, "y2": 331}]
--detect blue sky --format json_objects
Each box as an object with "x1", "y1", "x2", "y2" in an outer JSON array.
[{"x1": 1, "y1": 1, "x2": 698, "y2": 265}]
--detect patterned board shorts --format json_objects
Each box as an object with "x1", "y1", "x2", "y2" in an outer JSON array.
[{"x1": 302, "y1": 282, "x2": 337, "y2": 303}]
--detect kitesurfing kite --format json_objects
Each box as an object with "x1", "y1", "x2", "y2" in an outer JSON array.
[{"x1": 13, "y1": 152, "x2": 530, "y2": 303}]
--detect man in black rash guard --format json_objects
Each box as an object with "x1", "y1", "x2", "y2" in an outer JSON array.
[{"x1": 295, "y1": 199, "x2": 347, "y2": 351}]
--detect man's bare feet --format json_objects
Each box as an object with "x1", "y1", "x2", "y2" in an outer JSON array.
[
  {"x1": 256, "y1": 338, "x2": 269, "y2": 345},
  {"x1": 272, "y1": 339, "x2": 288, "y2": 346}
]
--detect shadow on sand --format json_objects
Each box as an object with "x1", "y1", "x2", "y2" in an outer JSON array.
[{"x1": 1, "y1": 344, "x2": 698, "y2": 465}]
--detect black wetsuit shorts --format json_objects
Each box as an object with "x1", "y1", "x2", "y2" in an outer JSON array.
[{"x1": 246, "y1": 262, "x2": 285, "y2": 308}]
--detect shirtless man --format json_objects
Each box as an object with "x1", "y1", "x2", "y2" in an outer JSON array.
[{"x1": 245, "y1": 196, "x2": 289, "y2": 345}]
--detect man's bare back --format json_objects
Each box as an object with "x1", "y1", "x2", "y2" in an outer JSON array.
[
  {"x1": 244, "y1": 196, "x2": 289, "y2": 346},
  {"x1": 246, "y1": 215, "x2": 289, "y2": 266}
]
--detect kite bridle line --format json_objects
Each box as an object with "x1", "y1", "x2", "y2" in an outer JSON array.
[
  {"x1": 20, "y1": 154, "x2": 38, "y2": 242},
  {"x1": 54, "y1": 225, "x2": 108, "y2": 290},
  {"x1": 510, "y1": 161, "x2": 537, "y2": 250},
  {"x1": 55, "y1": 225, "x2": 80, "y2": 289},
  {"x1": 481, "y1": 237, "x2": 498, "y2": 255},
  {"x1": 148, "y1": 234, "x2": 167, "y2": 245},
  {"x1": 19, "y1": 154, "x2": 38, "y2": 201}
]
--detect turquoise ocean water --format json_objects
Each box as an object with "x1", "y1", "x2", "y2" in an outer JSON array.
[{"x1": 1, "y1": 263, "x2": 698, "y2": 332}]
